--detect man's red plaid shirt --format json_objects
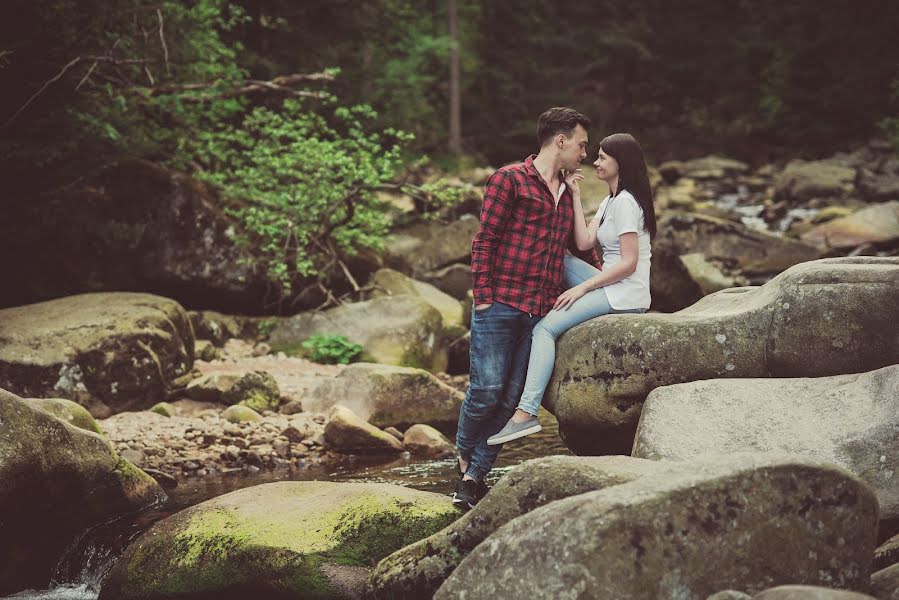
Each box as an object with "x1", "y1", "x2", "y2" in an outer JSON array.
[{"x1": 471, "y1": 155, "x2": 601, "y2": 316}]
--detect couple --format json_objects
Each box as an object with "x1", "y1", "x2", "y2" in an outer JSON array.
[{"x1": 452, "y1": 107, "x2": 657, "y2": 510}]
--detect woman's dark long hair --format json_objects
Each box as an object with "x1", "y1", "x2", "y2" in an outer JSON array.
[{"x1": 600, "y1": 133, "x2": 657, "y2": 237}]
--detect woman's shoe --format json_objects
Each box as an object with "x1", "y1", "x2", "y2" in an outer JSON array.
[{"x1": 487, "y1": 416, "x2": 542, "y2": 445}]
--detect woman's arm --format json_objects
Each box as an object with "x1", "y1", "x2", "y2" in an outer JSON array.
[
  {"x1": 554, "y1": 233, "x2": 638, "y2": 310},
  {"x1": 565, "y1": 170, "x2": 597, "y2": 252}
]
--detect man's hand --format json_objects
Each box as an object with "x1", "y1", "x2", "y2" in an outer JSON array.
[
  {"x1": 553, "y1": 284, "x2": 588, "y2": 311},
  {"x1": 475, "y1": 303, "x2": 492, "y2": 311},
  {"x1": 564, "y1": 169, "x2": 584, "y2": 198}
]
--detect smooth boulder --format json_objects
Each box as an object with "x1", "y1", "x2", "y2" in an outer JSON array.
[
  {"x1": 402, "y1": 424, "x2": 455, "y2": 458},
  {"x1": 752, "y1": 586, "x2": 877, "y2": 600},
  {"x1": 324, "y1": 405, "x2": 404, "y2": 454},
  {"x1": 29, "y1": 397, "x2": 103, "y2": 434},
  {"x1": 383, "y1": 216, "x2": 480, "y2": 277},
  {"x1": 544, "y1": 257, "x2": 899, "y2": 455},
  {"x1": 801, "y1": 201, "x2": 899, "y2": 250},
  {"x1": 0, "y1": 388, "x2": 164, "y2": 595},
  {"x1": 370, "y1": 268, "x2": 466, "y2": 335},
  {"x1": 871, "y1": 563, "x2": 899, "y2": 600},
  {"x1": 436, "y1": 454, "x2": 879, "y2": 600},
  {"x1": 99, "y1": 481, "x2": 459, "y2": 600},
  {"x1": 775, "y1": 159, "x2": 856, "y2": 201},
  {"x1": 0, "y1": 292, "x2": 194, "y2": 417},
  {"x1": 368, "y1": 455, "x2": 665, "y2": 599},
  {"x1": 269, "y1": 295, "x2": 448, "y2": 371}
]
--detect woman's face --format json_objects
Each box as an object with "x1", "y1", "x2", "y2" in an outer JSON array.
[{"x1": 593, "y1": 148, "x2": 619, "y2": 182}]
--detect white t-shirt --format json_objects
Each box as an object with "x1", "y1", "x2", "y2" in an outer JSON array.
[{"x1": 594, "y1": 190, "x2": 652, "y2": 309}]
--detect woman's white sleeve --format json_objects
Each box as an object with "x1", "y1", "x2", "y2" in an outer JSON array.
[{"x1": 615, "y1": 195, "x2": 641, "y2": 236}]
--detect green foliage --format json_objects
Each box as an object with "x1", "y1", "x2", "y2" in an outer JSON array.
[{"x1": 301, "y1": 334, "x2": 363, "y2": 365}]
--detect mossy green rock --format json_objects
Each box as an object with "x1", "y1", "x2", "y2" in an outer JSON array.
[
  {"x1": 29, "y1": 397, "x2": 103, "y2": 434},
  {"x1": 269, "y1": 295, "x2": 448, "y2": 372},
  {"x1": 225, "y1": 371, "x2": 280, "y2": 412},
  {"x1": 148, "y1": 401, "x2": 174, "y2": 417},
  {"x1": 305, "y1": 363, "x2": 463, "y2": 429},
  {"x1": 222, "y1": 404, "x2": 262, "y2": 423},
  {"x1": 368, "y1": 455, "x2": 664, "y2": 599},
  {"x1": 0, "y1": 388, "x2": 164, "y2": 595},
  {"x1": 99, "y1": 481, "x2": 459, "y2": 600},
  {"x1": 436, "y1": 454, "x2": 879, "y2": 600},
  {"x1": 545, "y1": 257, "x2": 899, "y2": 455},
  {"x1": 370, "y1": 268, "x2": 465, "y2": 336},
  {"x1": 0, "y1": 292, "x2": 194, "y2": 417}
]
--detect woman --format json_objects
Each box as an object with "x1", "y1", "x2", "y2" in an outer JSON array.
[{"x1": 487, "y1": 133, "x2": 657, "y2": 445}]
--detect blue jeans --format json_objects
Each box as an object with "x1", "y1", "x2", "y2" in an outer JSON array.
[
  {"x1": 517, "y1": 254, "x2": 647, "y2": 416},
  {"x1": 456, "y1": 301, "x2": 541, "y2": 481}
]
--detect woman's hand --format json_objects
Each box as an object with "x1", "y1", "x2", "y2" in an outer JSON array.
[
  {"x1": 554, "y1": 283, "x2": 589, "y2": 311},
  {"x1": 564, "y1": 169, "x2": 584, "y2": 198}
]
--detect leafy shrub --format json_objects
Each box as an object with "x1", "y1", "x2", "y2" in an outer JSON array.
[{"x1": 301, "y1": 334, "x2": 363, "y2": 365}]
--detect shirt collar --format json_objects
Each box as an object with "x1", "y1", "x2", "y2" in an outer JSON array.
[{"x1": 524, "y1": 154, "x2": 568, "y2": 200}]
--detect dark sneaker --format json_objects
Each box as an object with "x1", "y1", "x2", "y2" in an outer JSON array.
[
  {"x1": 486, "y1": 416, "x2": 542, "y2": 445},
  {"x1": 475, "y1": 478, "x2": 489, "y2": 502},
  {"x1": 452, "y1": 478, "x2": 480, "y2": 510}
]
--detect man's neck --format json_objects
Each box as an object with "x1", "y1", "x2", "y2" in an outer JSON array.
[{"x1": 532, "y1": 150, "x2": 561, "y2": 188}]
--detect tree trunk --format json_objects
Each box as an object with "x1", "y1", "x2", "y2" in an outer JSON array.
[{"x1": 447, "y1": 0, "x2": 462, "y2": 155}]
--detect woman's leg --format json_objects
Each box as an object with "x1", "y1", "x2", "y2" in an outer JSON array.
[
  {"x1": 516, "y1": 287, "x2": 615, "y2": 416},
  {"x1": 563, "y1": 252, "x2": 602, "y2": 289}
]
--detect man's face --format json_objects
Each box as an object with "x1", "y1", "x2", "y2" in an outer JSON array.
[{"x1": 559, "y1": 124, "x2": 588, "y2": 171}]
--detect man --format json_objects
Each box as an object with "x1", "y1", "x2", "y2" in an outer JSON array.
[{"x1": 453, "y1": 107, "x2": 599, "y2": 509}]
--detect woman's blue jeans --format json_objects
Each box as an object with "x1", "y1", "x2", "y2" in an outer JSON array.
[
  {"x1": 456, "y1": 301, "x2": 541, "y2": 481},
  {"x1": 517, "y1": 253, "x2": 647, "y2": 416}
]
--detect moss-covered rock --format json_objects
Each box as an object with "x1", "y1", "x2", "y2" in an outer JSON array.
[
  {"x1": 370, "y1": 268, "x2": 465, "y2": 336},
  {"x1": 436, "y1": 454, "x2": 879, "y2": 600},
  {"x1": 99, "y1": 481, "x2": 459, "y2": 600},
  {"x1": 269, "y1": 295, "x2": 448, "y2": 372},
  {"x1": 368, "y1": 455, "x2": 664, "y2": 599},
  {"x1": 194, "y1": 339, "x2": 218, "y2": 361},
  {"x1": 633, "y1": 364, "x2": 899, "y2": 522},
  {"x1": 0, "y1": 387, "x2": 164, "y2": 595},
  {"x1": 224, "y1": 371, "x2": 280, "y2": 412},
  {"x1": 324, "y1": 405, "x2": 404, "y2": 454},
  {"x1": 546, "y1": 257, "x2": 899, "y2": 455},
  {"x1": 222, "y1": 404, "x2": 262, "y2": 423},
  {"x1": 305, "y1": 363, "x2": 463, "y2": 429},
  {"x1": 148, "y1": 401, "x2": 174, "y2": 417},
  {"x1": 188, "y1": 310, "x2": 258, "y2": 346},
  {"x1": 0, "y1": 292, "x2": 194, "y2": 417},
  {"x1": 29, "y1": 397, "x2": 103, "y2": 434}
]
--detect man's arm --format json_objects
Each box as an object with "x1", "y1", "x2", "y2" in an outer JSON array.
[{"x1": 471, "y1": 169, "x2": 516, "y2": 307}]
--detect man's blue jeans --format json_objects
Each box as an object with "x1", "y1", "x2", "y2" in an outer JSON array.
[{"x1": 456, "y1": 301, "x2": 541, "y2": 481}]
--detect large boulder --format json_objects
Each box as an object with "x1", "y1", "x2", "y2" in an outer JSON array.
[
  {"x1": 871, "y1": 563, "x2": 899, "y2": 600},
  {"x1": 632, "y1": 364, "x2": 899, "y2": 522},
  {"x1": 775, "y1": 159, "x2": 857, "y2": 202},
  {"x1": 402, "y1": 424, "x2": 455, "y2": 458},
  {"x1": 651, "y1": 211, "x2": 821, "y2": 312},
  {"x1": 28, "y1": 397, "x2": 104, "y2": 434},
  {"x1": 269, "y1": 295, "x2": 448, "y2": 372},
  {"x1": 436, "y1": 454, "x2": 879, "y2": 600},
  {"x1": 0, "y1": 160, "x2": 269, "y2": 313},
  {"x1": 0, "y1": 292, "x2": 194, "y2": 417},
  {"x1": 544, "y1": 257, "x2": 899, "y2": 455},
  {"x1": 304, "y1": 363, "x2": 463, "y2": 429},
  {"x1": 419, "y1": 263, "x2": 473, "y2": 300},
  {"x1": 368, "y1": 455, "x2": 664, "y2": 599},
  {"x1": 753, "y1": 587, "x2": 877, "y2": 600},
  {"x1": 99, "y1": 481, "x2": 459, "y2": 600},
  {"x1": 661, "y1": 156, "x2": 751, "y2": 181},
  {"x1": 369, "y1": 268, "x2": 466, "y2": 335},
  {"x1": 324, "y1": 405, "x2": 404, "y2": 454},
  {"x1": 383, "y1": 216, "x2": 480, "y2": 277},
  {"x1": 0, "y1": 388, "x2": 164, "y2": 595},
  {"x1": 800, "y1": 201, "x2": 899, "y2": 250}
]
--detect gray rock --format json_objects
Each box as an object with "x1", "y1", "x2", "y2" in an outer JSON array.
[
  {"x1": 305, "y1": 363, "x2": 463, "y2": 429},
  {"x1": 419, "y1": 262, "x2": 473, "y2": 300},
  {"x1": 801, "y1": 201, "x2": 899, "y2": 249},
  {"x1": 402, "y1": 424, "x2": 454, "y2": 458},
  {"x1": 633, "y1": 364, "x2": 899, "y2": 521},
  {"x1": 859, "y1": 168, "x2": 899, "y2": 203},
  {"x1": 221, "y1": 404, "x2": 262, "y2": 423},
  {"x1": 383, "y1": 216, "x2": 480, "y2": 276},
  {"x1": 775, "y1": 159, "x2": 856, "y2": 201},
  {"x1": 436, "y1": 454, "x2": 878, "y2": 600},
  {"x1": 752, "y1": 585, "x2": 877, "y2": 599},
  {"x1": 545, "y1": 257, "x2": 899, "y2": 455},
  {"x1": 0, "y1": 292, "x2": 194, "y2": 417},
  {"x1": 28, "y1": 397, "x2": 103, "y2": 434},
  {"x1": 369, "y1": 268, "x2": 466, "y2": 335},
  {"x1": 269, "y1": 295, "x2": 448, "y2": 372},
  {"x1": 0, "y1": 388, "x2": 164, "y2": 594},
  {"x1": 324, "y1": 405, "x2": 404, "y2": 454},
  {"x1": 876, "y1": 533, "x2": 899, "y2": 571},
  {"x1": 185, "y1": 372, "x2": 240, "y2": 403},
  {"x1": 871, "y1": 563, "x2": 899, "y2": 600},
  {"x1": 369, "y1": 455, "x2": 664, "y2": 599},
  {"x1": 707, "y1": 592, "x2": 752, "y2": 600}
]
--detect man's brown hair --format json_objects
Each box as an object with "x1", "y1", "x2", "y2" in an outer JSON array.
[{"x1": 536, "y1": 107, "x2": 591, "y2": 147}]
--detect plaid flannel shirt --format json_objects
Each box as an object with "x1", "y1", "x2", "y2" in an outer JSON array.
[{"x1": 471, "y1": 155, "x2": 601, "y2": 316}]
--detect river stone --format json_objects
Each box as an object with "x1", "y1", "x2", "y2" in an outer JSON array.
[
  {"x1": 801, "y1": 201, "x2": 899, "y2": 249},
  {"x1": 435, "y1": 454, "x2": 879, "y2": 600},
  {"x1": 545, "y1": 257, "x2": 899, "y2": 455},
  {"x1": 402, "y1": 424, "x2": 454, "y2": 458},
  {"x1": 99, "y1": 481, "x2": 459, "y2": 600},
  {"x1": 370, "y1": 268, "x2": 465, "y2": 335},
  {"x1": 633, "y1": 364, "x2": 899, "y2": 521},
  {"x1": 148, "y1": 401, "x2": 174, "y2": 417},
  {"x1": 368, "y1": 455, "x2": 665, "y2": 599},
  {"x1": 707, "y1": 592, "x2": 752, "y2": 600},
  {"x1": 222, "y1": 404, "x2": 262, "y2": 423},
  {"x1": 269, "y1": 295, "x2": 448, "y2": 372},
  {"x1": 679, "y1": 252, "x2": 741, "y2": 295},
  {"x1": 876, "y1": 533, "x2": 899, "y2": 571},
  {"x1": 651, "y1": 211, "x2": 821, "y2": 311},
  {"x1": 775, "y1": 159, "x2": 857, "y2": 201},
  {"x1": 859, "y1": 169, "x2": 899, "y2": 203},
  {"x1": 383, "y1": 216, "x2": 480, "y2": 277},
  {"x1": 185, "y1": 372, "x2": 241, "y2": 402},
  {"x1": 752, "y1": 586, "x2": 877, "y2": 599},
  {"x1": 0, "y1": 388, "x2": 164, "y2": 595},
  {"x1": 194, "y1": 339, "x2": 218, "y2": 361},
  {"x1": 188, "y1": 310, "x2": 260, "y2": 346},
  {"x1": 681, "y1": 156, "x2": 750, "y2": 180},
  {"x1": 871, "y1": 563, "x2": 899, "y2": 600},
  {"x1": 324, "y1": 405, "x2": 404, "y2": 454},
  {"x1": 0, "y1": 292, "x2": 194, "y2": 417},
  {"x1": 28, "y1": 397, "x2": 103, "y2": 434},
  {"x1": 305, "y1": 363, "x2": 463, "y2": 429},
  {"x1": 224, "y1": 370, "x2": 280, "y2": 412},
  {"x1": 419, "y1": 262, "x2": 473, "y2": 300}
]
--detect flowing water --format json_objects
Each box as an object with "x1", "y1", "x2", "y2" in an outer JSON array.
[{"x1": 5, "y1": 410, "x2": 568, "y2": 599}]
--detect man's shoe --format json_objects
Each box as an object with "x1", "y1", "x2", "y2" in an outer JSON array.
[
  {"x1": 486, "y1": 416, "x2": 542, "y2": 445},
  {"x1": 452, "y1": 478, "x2": 481, "y2": 510}
]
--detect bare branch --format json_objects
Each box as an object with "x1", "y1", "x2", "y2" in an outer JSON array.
[
  {"x1": 3, "y1": 56, "x2": 82, "y2": 128},
  {"x1": 156, "y1": 8, "x2": 170, "y2": 75}
]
